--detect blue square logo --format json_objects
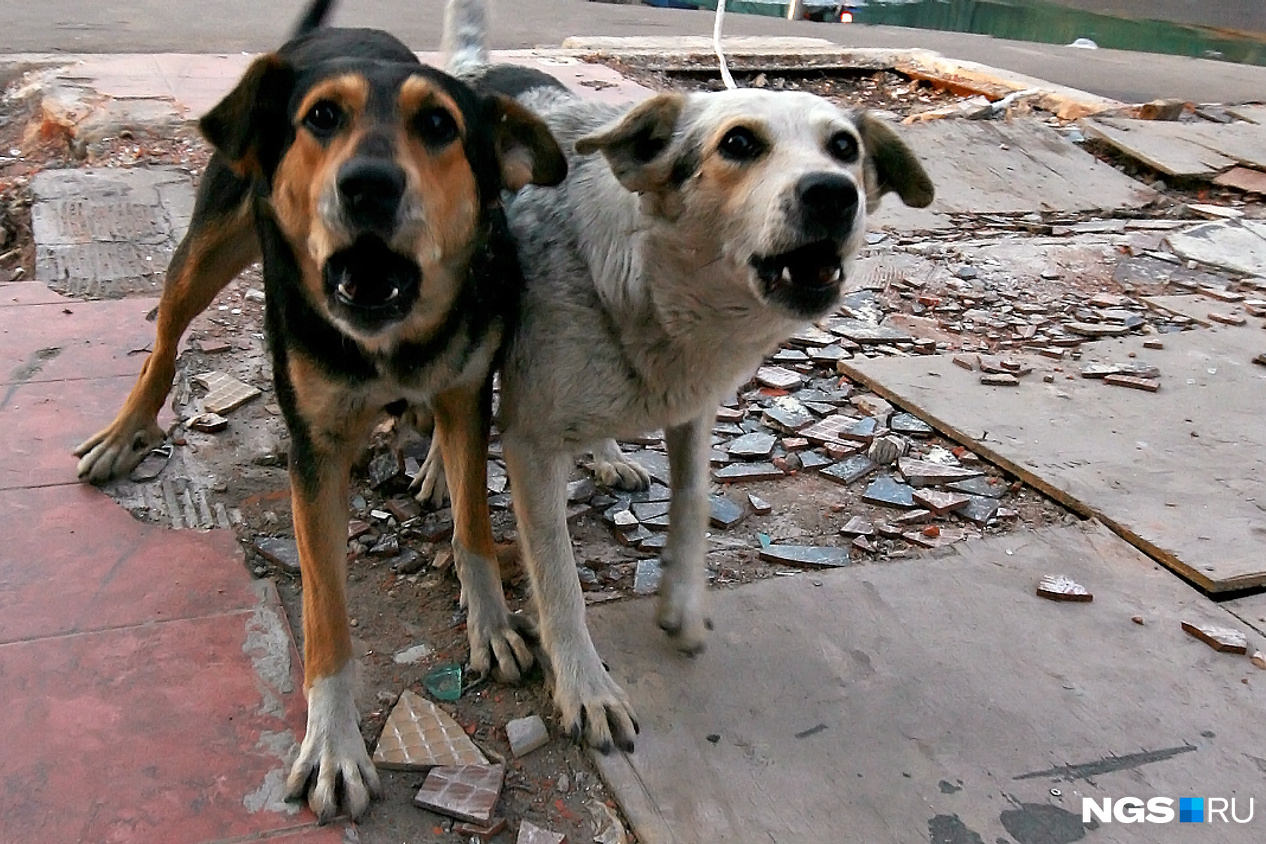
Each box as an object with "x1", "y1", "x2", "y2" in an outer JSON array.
[{"x1": 1179, "y1": 797, "x2": 1204, "y2": 823}]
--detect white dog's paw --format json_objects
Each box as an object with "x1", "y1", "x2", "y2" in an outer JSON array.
[
  {"x1": 285, "y1": 666, "x2": 381, "y2": 823},
  {"x1": 74, "y1": 416, "x2": 164, "y2": 483},
  {"x1": 552, "y1": 650, "x2": 639, "y2": 754},
  {"x1": 586, "y1": 440, "x2": 651, "y2": 491},
  {"x1": 866, "y1": 433, "x2": 908, "y2": 466},
  {"x1": 656, "y1": 576, "x2": 712, "y2": 656},
  {"x1": 409, "y1": 439, "x2": 449, "y2": 508}
]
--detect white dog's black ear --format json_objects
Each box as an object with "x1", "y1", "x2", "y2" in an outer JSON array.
[
  {"x1": 857, "y1": 112, "x2": 934, "y2": 212},
  {"x1": 575, "y1": 94, "x2": 685, "y2": 194}
]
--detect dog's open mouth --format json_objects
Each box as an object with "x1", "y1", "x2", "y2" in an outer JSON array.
[
  {"x1": 323, "y1": 236, "x2": 421, "y2": 326},
  {"x1": 750, "y1": 239, "x2": 845, "y2": 318}
]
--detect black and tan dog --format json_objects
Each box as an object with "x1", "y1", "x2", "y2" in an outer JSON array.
[{"x1": 73, "y1": 0, "x2": 564, "y2": 821}]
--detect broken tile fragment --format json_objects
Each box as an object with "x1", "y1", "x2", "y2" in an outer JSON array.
[
  {"x1": 839, "y1": 515, "x2": 875, "y2": 536},
  {"x1": 193, "y1": 371, "x2": 261, "y2": 414},
  {"x1": 517, "y1": 820, "x2": 567, "y2": 844},
  {"x1": 1208, "y1": 312, "x2": 1247, "y2": 326},
  {"x1": 1036, "y1": 575, "x2": 1093, "y2": 603},
  {"x1": 374, "y1": 690, "x2": 488, "y2": 770},
  {"x1": 506, "y1": 715, "x2": 549, "y2": 758},
  {"x1": 1080, "y1": 363, "x2": 1120, "y2": 379},
  {"x1": 709, "y1": 495, "x2": 745, "y2": 529},
  {"x1": 830, "y1": 320, "x2": 912, "y2": 344},
  {"x1": 617, "y1": 525, "x2": 653, "y2": 547},
  {"x1": 890, "y1": 412, "x2": 932, "y2": 437},
  {"x1": 414, "y1": 764, "x2": 504, "y2": 824},
  {"x1": 763, "y1": 397, "x2": 814, "y2": 431},
  {"x1": 1103, "y1": 373, "x2": 1159, "y2": 392},
  {"x1": 820, "y1": 454, "x2": 878, "y2": 486},
  {"x1": 955, "y1": 495, "x2": 1000, "y2": 526},
  {"x1": 897, "y1": 457, "x2": 982, "y2": 487},
  {"x1": 1181, "y1": 621, "x2": 1248, "y2": 654},
  {"x1": 1065, "y1": 322, "x2": 1129, "y2": 338},
  {"x1": 952, "y1": 354, "x2": 978, "y2": 371},
  {"x1": 1252, "y1": 651, "x2": 1266, "y2": 670},
  {"x1": 755, "y1": 365, "x2": 803, "y2": 390},
  {"x1": 253, "y1": 537, "x2": 301, "y2": 575},
  {"x1": 186, "y1": 411, "x2": 227, "y2": 432},
  {"x1": 892, "y1": 508, "x2": 932, "y2": 526},
  {"x1": 946, "y1": 476, "x2": 1006, "y2": 498},
  {"x1": 1143, "y1": 339, "x2": 1165, "y2": 350},
  {"x1": 861, "y1": 476, "x2": 916, "y2": 509},
  {"x1": 748, "y1": 493, "x2": 772, "y2": 515},
  {"x1": 912, "y1": 488, "x2": 971, "y2": 515},
  {"x1": 980, "y1": 373, "x2": 1019, "y2": 387},
  {"x1": 455, "y1": 818, "x2": 508, "y2": 840},
  {"x1": 727, "y1": 432, "x2": 776, "y2": 458},
  {"x1": 800, "y1": 414, "x2": 860, "y2": 445},
  {"x1": 758, "y1": 544, "x2": 851, "y2": 568},
  {"x1": 714, "y1": 462, "x2": 784, "y2": 482},
  {"x1": 611, "y1": 509, "x2": 638, "y2": 530},
  {"x1": 630, "y1": 501, "x2": 669, "y2": 521},
  {"x1": 633, "y1": 559, "x2": 661, "y2": 595},
  {"x1": 801, "y1": 450, "x2": 837, "y2": 469}
]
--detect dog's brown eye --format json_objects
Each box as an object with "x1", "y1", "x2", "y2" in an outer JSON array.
[
  {"x1": 414, "y1": 107, "x2": 459, "y2": 147},
  {"x1": 303, "y1": 100, "x2": 344, "y2": 137},
  {"x1": 718, "y1": 126, "x2": 764, "y2": 162},
  {"x1": 828, "y1": 131, "x2": 860, "y2": 164}
]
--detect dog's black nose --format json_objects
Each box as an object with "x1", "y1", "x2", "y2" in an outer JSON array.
[
  {"x1": 796, "y1": 173, "x2": 859, "y2": 235},
  {"x1": 337, "y1": 159, "x2": 406, "y2": 233}
]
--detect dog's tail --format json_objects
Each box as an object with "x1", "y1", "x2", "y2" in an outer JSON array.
[
  {"x1": 293, "y1": 0, "x2": 337, "y2": 38},
  {"x1": 443, "y1": 0, "x2": 490, "y2": 74}
]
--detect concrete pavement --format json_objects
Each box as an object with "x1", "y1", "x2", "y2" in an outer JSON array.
[{"x1": 2, "y1": 0, "x2": 1266, "y2": 104}]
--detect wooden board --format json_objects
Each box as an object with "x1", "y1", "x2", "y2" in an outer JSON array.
[
  {"x1": 1080, "y1": 117, "x2": 1266, "y2": 178},
  {"x1": 841, "y1": 326, "x2": 1266, "y2": 592},
  {"x1": 870, "y1": 119, "x2": 1157, "y2": 232},
  {"x1": 590, "y1": 523, "x2": 1265, "y2": 844}
]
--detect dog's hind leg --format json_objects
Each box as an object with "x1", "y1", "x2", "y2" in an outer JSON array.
[
  {"x1": 75, "y1": 157, "x2": 258, "y2": 482},
  {"x1": 657, "y1": 412, "x2": 714, "y2": 654},
  {"x1": 585, "y1": 438, "x2": 651, "y2": 491},
  {"x1": 434, "y1": 385, "x2": 534, "y2": 681},
  {"x1": 503, "y1": 436, "x2": 639, "y2": 752}
]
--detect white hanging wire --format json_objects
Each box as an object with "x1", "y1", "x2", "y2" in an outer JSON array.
[{"x1": 713, "y1": 1, "x2": 738, "y2": 90}]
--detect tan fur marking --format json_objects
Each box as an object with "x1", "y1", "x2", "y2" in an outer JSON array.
[
  {"x1": 272, "y1": 75, "x2": 370, "y2": 304},
  {"x1": 287, "y1": 353, "x2": 380, "y2": 686},
  {"x1": 697, "y1": 120, "x2": 770, "y2": 216},
  {"x1": 433, "y1": 386, "x2": 497, "y2": 558}
]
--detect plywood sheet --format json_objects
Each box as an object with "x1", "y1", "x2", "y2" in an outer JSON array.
[
  {"x1": 841, "y1": 326, "x2": 1266, "y2": 591},
  {"x1": 591, "y1": 523, "x2": 1265, "y2": 844},
  {"x1": 870, "y1": 119, "x2": 1157, "y2": 232}
]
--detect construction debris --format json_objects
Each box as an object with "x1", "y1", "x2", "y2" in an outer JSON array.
[
  {"x1": 1036, "y1": 575, "x2": 1093, "y2": 602},
  {"x1": 1181, "y1": 621, "x2": 1249, "y2": 654}
]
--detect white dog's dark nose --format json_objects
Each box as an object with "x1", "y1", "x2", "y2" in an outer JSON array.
[{"x1": 796, "y1": 173, "x2": 858, "y2": 238}]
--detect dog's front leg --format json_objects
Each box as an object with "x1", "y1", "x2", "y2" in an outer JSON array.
[
  {"x1": 433, "y1": 385, "x2": 534, "y2": 682},
  {"x1": 658, "y1": 412, "x2": 714, "y2": 653},
  {"x1": 503, "y1": 437, "x2": 639, "y2": 752},
  {"x1": 284, "y1": 445, "x2": 381, "y2": 822}
]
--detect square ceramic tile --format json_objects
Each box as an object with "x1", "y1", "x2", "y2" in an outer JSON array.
[
  {"x1": 413, "y1": 764, "x2": 504, "y2": 824},
  {"x1": 373, "y1": 690, "x2": 488, "y2": 770}
]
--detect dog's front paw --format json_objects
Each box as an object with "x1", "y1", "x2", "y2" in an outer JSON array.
[
  {"x1": 285, "y1": 667, "x2": 381, "y2": 823},
  {"x1": 74, "y1": 416, "x2": 164, "y2": 483},
  {"x1": 656, "y1": 582, "x2": 711, "y2": 656},
  {"x1": 467, "y1": 608, "x2": 536, "y2": 683},
  {"x1": 586, "y1": 440, "x2": 651, "y2": 491},
  {"x1": 553, "y1": 651, "x2": 639, "y2": 754}
]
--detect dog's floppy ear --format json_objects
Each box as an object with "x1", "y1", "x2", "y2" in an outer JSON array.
[
  {"x1": 857, "y1": 112, "x2": 934, "y2": 212},
  {"x1": 488, "y1": 95, "x2": 567, "y2": 191},
  {"x1": 199, "y1": 54, "x2": 295, "y2": 180},
  {"x1": 575, "y1": 93, "x2": 685, "y2": 194}
]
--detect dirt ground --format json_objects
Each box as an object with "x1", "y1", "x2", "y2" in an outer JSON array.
[{"x1": 4, "y1": 59, "x2": 1261, "y2": 843}]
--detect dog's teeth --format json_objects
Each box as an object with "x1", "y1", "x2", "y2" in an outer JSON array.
[{"x1": 780, "y1": 267, "x2": 793, "y2": 284}]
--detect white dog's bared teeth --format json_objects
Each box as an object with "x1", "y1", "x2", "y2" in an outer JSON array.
[{"x1": 780, "y1": 267, "x2": 793, "y2": 284}]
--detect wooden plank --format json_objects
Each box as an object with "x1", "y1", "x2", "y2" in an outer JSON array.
[
  {"x1": 1080, "y1": 117, "x2": 1237, "y2": 177},
  {"x1": 841, "y1": 327, "x2": 1266, "y2": 592},
  {"x1": 870, "y1": 119, "x2": 1157, "y2": 231},
  {"x1": 1081, "y1": 116, "x2": 1266, "y2": 178},
  {"x1": 590, "y1": 523, "x2": 1266, "y2": 844}
]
